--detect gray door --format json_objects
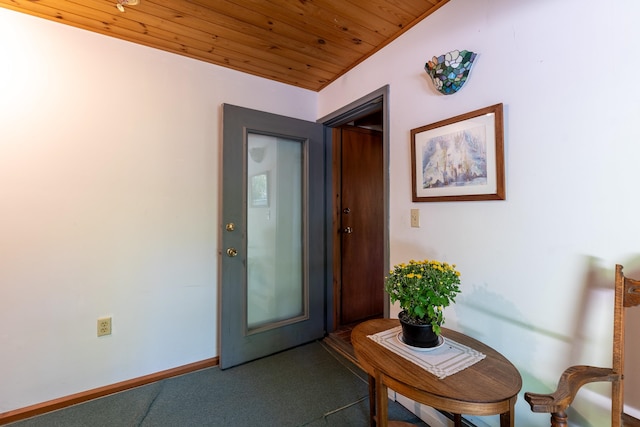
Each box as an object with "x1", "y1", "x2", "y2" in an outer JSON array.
[{"x1": 221, "y1": 104, "x2": 325, "y2": 369}]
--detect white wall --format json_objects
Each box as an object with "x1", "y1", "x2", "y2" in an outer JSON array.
[
  {"x1": 319, "y1": 0, "x2": 640, "y2": 426},
  {"x1": 0, "y1": 7, "x2": 317, "y2": 413},
  {"x1": 3, "y1": 1, "x2": 640, "y2": 424}
]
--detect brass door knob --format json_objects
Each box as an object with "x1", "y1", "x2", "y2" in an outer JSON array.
[{"x1": 226, "y1": 248, "x2": 238, "y2": 257}]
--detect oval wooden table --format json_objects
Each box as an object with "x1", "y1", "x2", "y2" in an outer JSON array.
[{"x1": 352, "y1": 319, "x2": 522, "y2": 427}]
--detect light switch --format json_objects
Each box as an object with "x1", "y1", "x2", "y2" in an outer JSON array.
[{"x1": 410, "y1": 209, "x2": 420, "y2": 228}]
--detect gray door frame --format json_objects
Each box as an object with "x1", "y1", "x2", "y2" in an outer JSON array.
[{"x1": 318, "y1": 85, "x2": 390, "y2": 332}]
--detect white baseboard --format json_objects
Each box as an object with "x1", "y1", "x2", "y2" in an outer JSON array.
[
  {"x1": 393, "y1": 394, "x2": 452, "y2": 427},
  {"x1": 391, "y1": 387, "x2": 639, "y2": 427},
  {"x1": 567, "y1": 387, "x2": 640, "y2": 424},
  {"x1": 625, "y1": 404, "x2": 640, "y2": 420}
]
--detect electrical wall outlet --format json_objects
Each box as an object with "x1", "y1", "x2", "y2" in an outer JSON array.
[{"x1": 97, "y1": 317, "x2": 112, "y2": 337}]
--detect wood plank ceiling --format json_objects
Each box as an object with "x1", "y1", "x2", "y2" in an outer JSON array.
[{"x1": 0, "y1": 0, "x2": 449, "y2": 91}]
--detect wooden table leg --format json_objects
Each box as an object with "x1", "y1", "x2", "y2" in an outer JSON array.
[
  {"x1": 500, "y1": 396, "x2": 517, "y2": 427},
  {"x1": 371, "y1": 372, "x2": 414, "y2": 427},
  {"x1": 375, "y1": 371, "x2": 389, "y2": 427},
  {"x1": 368, "y1": 374, "x2": 376, "y2": 427},
  {"x1": 454, "y1": 413, "x2": 462, "y2": 427},
  {"x1": 499, "y1": 412, "x2": 511, "y2": 427}
]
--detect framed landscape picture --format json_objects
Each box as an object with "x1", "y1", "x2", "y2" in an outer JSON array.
[
  {"x1": 250, "y1": 172, "x2": 269, "y2": 207},
  {"x1": 411, "y1": 103, "x2": 505, "y2": 202}
]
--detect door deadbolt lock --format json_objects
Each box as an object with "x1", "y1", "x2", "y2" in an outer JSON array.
[
  {"x1": 343, "y1": 226, "x2": 353, "y2": 234},
  {"x1": 226, "y1": 248, "x2": 238, "y2": 257},
  {"x1": 225, "y1": 223, "x2": 235, "y2": 232}
]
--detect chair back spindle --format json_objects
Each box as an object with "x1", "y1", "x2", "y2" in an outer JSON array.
[{"x1": 525, "y1": 264, "x2": 640, "y2": 427}]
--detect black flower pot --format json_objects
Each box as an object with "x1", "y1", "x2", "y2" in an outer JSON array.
[{"x1": 398, "y1": 311, "x2": 440, "y2": 348}]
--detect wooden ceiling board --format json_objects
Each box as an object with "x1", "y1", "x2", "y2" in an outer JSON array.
[
  {"x1": 126, "y1": 0, "x2": 360, "y2": 85},
  {"x1": 123, "y1": 0, "x2": 344, "y2": 82},
  {"x1": 0, "y1": 0, "x2": 450, "y2": 91},
  {"x1": 320, "y1": 0, "x2": 405, "y2": 39},
  {"x1": 9, "y1": 0, "x2": 327, "y2": 88},
  {"x1": 346, "y1": 0, "x2": 417, "y2": 29},
  {"x1": 270, "y1": 0, "x2": 389, "y2": 42},
  {"x1": 222, "y1": 0, "x2": 378, "y2": 54}
]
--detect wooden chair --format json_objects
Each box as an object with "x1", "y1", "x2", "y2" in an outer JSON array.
[{"x1": 524, "y1": 264, "x2": 640, "y2": 427}]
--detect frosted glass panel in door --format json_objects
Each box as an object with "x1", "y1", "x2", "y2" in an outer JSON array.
[{"x1": 246, "y1": 133, "x2": 304, "y2": 332}]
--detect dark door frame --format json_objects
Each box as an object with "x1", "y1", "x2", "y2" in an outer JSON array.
[{"x1": 318, "y1": 85, "x2": 390, "y2": 333}]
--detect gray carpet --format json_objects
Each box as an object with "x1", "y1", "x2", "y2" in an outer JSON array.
[{"x1": 9, "y1": 341, "x2": 429, "y2": 426}]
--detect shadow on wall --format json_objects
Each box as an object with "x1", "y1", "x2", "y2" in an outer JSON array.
[
  {"x1": 454, "y1": 255, "x2": 640, "y2": 426},
  {"x1": 453, "y1": 275, "x2": 540, "y2": 427},
  {"x1": 567, "y1": 258, "x2": 638, "y2": 358},
  {"x1": 569, "y1": 257, "x2": 640, "y2": 418},
  {"x1": 389, "y1": 243, "x2": 640, "y2": 425},
  {"x1": 565, "y1": 257, "x2": 640, "y2": 422}
]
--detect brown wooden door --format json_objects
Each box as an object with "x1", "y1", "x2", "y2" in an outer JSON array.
[{"x1": 337, "y1": 126, "x2": 384, "y2": 325}]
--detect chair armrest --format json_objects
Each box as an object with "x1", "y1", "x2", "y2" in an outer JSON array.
[{"x1": 524, "y1": 365, "x2": 618, "y2": 413}]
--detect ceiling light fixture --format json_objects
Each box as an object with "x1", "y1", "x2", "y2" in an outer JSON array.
[{"x1": 116, "y1": 0, "x2": 140, "y2": 13}]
